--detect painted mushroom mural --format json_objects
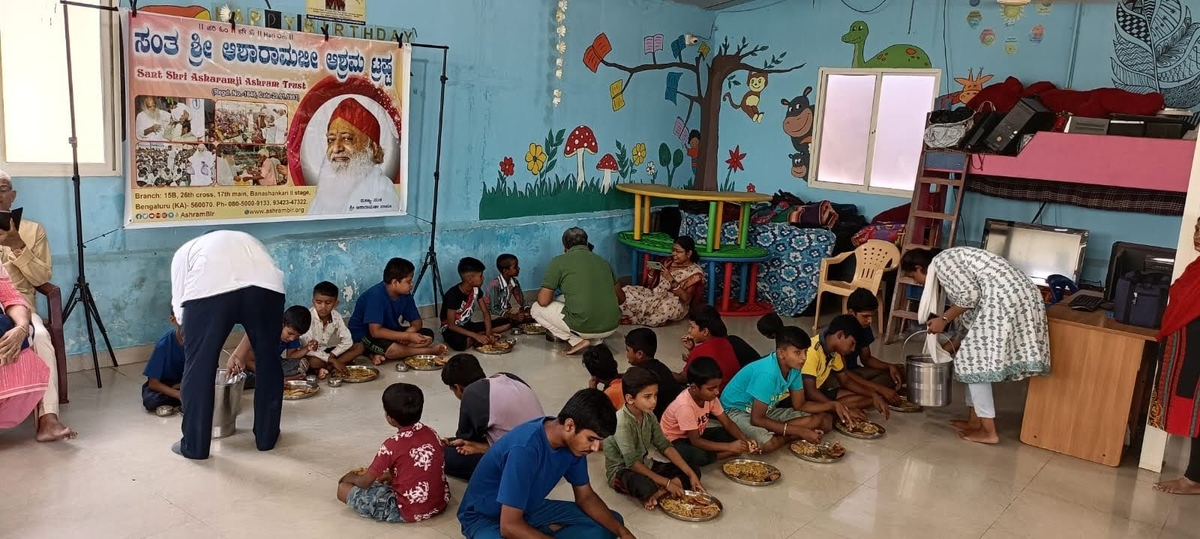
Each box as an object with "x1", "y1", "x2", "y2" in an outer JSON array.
[
  {"x1": 565, "y1": 125, "x2": 598, "y2": 189},
  {"x1": 597, "y1": 153, "x2": 618, "y2": 193}
]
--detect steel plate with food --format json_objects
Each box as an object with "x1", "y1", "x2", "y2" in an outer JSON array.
[
  {"x1": 518, "y1": 323, "x2": 546, "y2": 335},
  {"x1": 659, "y1": 491, "x2": 722, "y2": 522},
  {"x1": 475, "y1": 339, "x2": 515, "y2": 355},
  {"x1": 335, "y1": 365, "x2": 380, "y2": 383},
  {"x1": 888, "y1": 397, "x2": 923, "y2": 413},
  {"x1": 403, "y1": 355, "x2": 447, "y2": 371},
  {"x1": 283, "y1": 380, "x2": 321, "y2": 400},
  {"x1": 789, "y1": 440, "x2": 847, "y2": 463},
  {"x1": 835, "y1": 419, "x2": 886, "y2": 439},
  {"x1": 721, "y1": 459, "x2": 781, "y2": 486}
]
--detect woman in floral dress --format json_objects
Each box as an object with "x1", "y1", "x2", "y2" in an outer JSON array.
[
  {"x1": 617, "y1": 237, "x2": 704, "y2": 327},
  {"x1": 900, "y1": 246, "x2": 1050, "y2": 444}
]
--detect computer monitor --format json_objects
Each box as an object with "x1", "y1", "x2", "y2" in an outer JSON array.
[
  {"x1": 980, "y1": 219, "x2": 1089, "y2": 287},
  {"x1": 1104, "y1": 242, "x2": 1176, "y2": 302}
]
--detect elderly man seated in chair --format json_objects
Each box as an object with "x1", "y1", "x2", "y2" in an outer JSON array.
[
  {"x1": 0, "y1": 170, "x2": 73, "y2": 441},
  {"x1": 530, "y1": 227, "x2": 621, "y2": 355}
]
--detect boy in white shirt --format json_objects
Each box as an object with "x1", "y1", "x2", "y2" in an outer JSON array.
[{"x1": 302, "y1": 281, "x2": 359, "y2": 378}]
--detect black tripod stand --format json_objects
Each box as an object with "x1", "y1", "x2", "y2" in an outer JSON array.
[
  {"x1": 61, "y1": 0, "x2": 119, "y2": 388},
  {"x1": 410, "y1": 43, "x2": 450, "y2": 315}
]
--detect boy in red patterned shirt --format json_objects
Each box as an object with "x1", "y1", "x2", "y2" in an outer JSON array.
[{"x1": 337, "y1": 383, "x2": 450, "y2": 523}]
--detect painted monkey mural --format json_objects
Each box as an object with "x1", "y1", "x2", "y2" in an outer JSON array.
[
  {"x1": 724, "y1": 72, "x2": 769, "y2": 122},
  {"x1": 781, "y1": 87, "x2": 814, "y2": 179}
]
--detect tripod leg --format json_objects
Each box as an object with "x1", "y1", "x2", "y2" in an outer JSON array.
[
  {"x1": 63, "y1": 286, "x2": 80, "y2": 321},
  {"x1": 81, "y1": 294, "x2": 102, "y2": 388},
  {"x1": 83, "y1": 288, "x2": 119, "y2": 367}
]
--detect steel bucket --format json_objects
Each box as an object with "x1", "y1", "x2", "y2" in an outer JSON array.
[
  {"x1": 904, "y1": 331, "x2": 954, "y2": 407},
  {"x1": 213, "y1": 368, "x2": 246, "y2": 439}
]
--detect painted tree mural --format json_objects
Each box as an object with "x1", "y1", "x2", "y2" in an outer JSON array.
[{"x1": 588, "y1": 35, "x2": 804, "y2": 191}]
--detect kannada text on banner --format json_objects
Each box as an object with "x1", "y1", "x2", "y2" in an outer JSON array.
[{"x1": 123, "y1": 10, "x2": 410, "y2": 228}]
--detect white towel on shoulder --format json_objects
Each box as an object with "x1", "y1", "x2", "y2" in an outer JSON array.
[{"x1": 915, "y1": 258, "x2": 955, "y2": 364}]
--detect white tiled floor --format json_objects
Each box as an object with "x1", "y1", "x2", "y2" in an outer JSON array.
[{"x1": 3, "y1": 316, "x2": 1200, "y2": 539}]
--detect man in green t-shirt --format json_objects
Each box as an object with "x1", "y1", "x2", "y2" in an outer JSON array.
[{"x1": 533, "y1": 227, "x2": 621, "y2": 355}]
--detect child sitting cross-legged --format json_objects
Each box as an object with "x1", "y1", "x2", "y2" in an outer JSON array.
[
  {"x1": 676, "y1": 305, "x2": 742, "y2": 389},
  {"x1": 441, "y1": 257, "x2": 512, "y2": 351},
  {"x1": 337, "y1": 383, "x2": 450, "y2": 523},
  {"x1": 603, "y1": 367, "x2": 704, "y2": 509},
  {"x1": 843, "y1": 288, "x2": 906, "y2": 394},
  {"x1": 142, "y1": 311, "x2": 185, "y2": 413},
  {"x1": 624, "y1": 328, "x2": 682, "y2": 419},
  {"x1": 483, "y1": 253, "x2": 531, "y2": 324},
  {"x1": 302, "y1": 281, "x2": 359, "y2": 379},
  {"x1": 583, "y1": 344, "x2": 624, "y2": 410},
  {"x1": 228, "y1": 305, "x2": 314, "y2": 383},
  {"x1": 660, "y1": 356, "x2": 757, "y2": 469},
  {"x1": 347, "y1": 257, "x2": 447, "y2": 365},
  {"x1": 720, "y1": 325, "x2": 862, "y2": 454},
  {"x1": 802, "y1": 314, "x2": 894, "y2": 419}
]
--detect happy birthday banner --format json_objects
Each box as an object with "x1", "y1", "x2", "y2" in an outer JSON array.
[{"x1": 123, "y1": 10, "x2": 411, "y2": 228}]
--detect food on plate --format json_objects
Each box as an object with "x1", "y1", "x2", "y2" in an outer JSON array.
[
  {"x1": 660, "y1": 493, "x2": 720, "y2": 519},
  {"x1": 791, "y1": 440, "x2": 846, "y2": 459},
  {"x1": 722, "y1": 460, "x2": 780, "y2": 483},
  {"x1": 476, "y1": 340, "x2": 514, "y2": 354}
]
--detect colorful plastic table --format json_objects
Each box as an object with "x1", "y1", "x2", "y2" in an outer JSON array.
[
  {"x1": 615, "y1": 183, "x2": 771, "y2": 252},
  {"x1": 619, "y1": 232, "x2": 773, "y2": 317}
]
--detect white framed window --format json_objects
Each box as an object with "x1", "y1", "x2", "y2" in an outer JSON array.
[
  {"x1": 0, "y1": 0, "x2": 121, "y2": 177},
  {"x1": 809, "y1": 68, "x2": 940, "y2": 197}
]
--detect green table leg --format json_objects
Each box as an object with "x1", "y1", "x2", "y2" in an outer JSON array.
[
  {"x1": 739, "y1": 203, "x2": 750, "y2": 249},
  {"x1": 707, "y1": 201, "x2": 718, "y2": 251}
]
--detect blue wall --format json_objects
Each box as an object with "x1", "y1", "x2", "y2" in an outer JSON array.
[
  {"x1": 711, "y1": 0, "x2": 1186, "y2": 284},
  {"x1": 14, "y1": 0, "x2": 716, "y2": 354}
]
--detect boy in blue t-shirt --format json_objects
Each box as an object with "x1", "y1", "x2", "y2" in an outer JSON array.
[
  {"x1": 457, "y1": 389, "x2": 631, "y2": 539},
  {"x1": 720, "y1": 326, "x2": 860, "y2": 454},
  {"x1": 844, "y1": 288, "x2": 905, "y2": 393},
  {"x1": 229, "y1": 306, "x2": 314, "y2": 383},
  {"x1": 142, "y1": 313, "x2": 186, "y2": 413},
  {"x1": 348, "y1": 257, "x2": 447, "y2": 365}
]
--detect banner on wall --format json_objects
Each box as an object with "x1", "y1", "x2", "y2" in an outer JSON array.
[
  {"x1": 123, "y1": 10, "x2": 409, "y2": 228},
  {"x1": 305, "y1": 0, "x2": 368, "y2": 26}
]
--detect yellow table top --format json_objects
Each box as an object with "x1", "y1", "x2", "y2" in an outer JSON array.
[{"x1": 616, "y1": 183, "x2": 771, "y2": 203}]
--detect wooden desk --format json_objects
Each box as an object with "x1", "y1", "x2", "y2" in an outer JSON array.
[
  {"x1": 1020, "y1": 303, "x2": 1158, "y2": 466},
  {"x1": 615, "y1": 183, "x2": 770, "y2": 251}
]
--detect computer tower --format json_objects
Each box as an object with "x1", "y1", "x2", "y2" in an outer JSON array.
[
  {"x1": 986, "y1": 98, "x2": 1055, "y2": 155},
  {"x1": 962, "y1": 111, "x2": 1004, "y2": 151}
]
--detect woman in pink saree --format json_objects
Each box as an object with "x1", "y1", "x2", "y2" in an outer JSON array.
[{"x1": 0, "y1": 264, "x2": 50, "y2": 429}]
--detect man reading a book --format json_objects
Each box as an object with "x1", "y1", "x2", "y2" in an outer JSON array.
[{"x1": 0, "y1": 170, "x2": 72, "y2": 442}]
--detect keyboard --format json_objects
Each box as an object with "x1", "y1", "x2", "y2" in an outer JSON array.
[{"x1": 1068, "y1": 294, "x2": 1103, "y2": 312}]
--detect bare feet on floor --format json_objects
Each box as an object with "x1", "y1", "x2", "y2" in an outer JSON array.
[
  {"x1": 371, "y1": 354, "x2": 386, "y2": 366},
  {"x1": 1155, "y1": 477, "x2": 1200, "y2": 494},
  {"x1": 949, "y1": 419, "x2": 981, "y2": 431},
  {"x1": 957, "y1": 427, "x2": 999, "y2": 444},
  {"x1": 564, "y1": 340, "x2": 590, "y2": 355},
  {"x1": 36, "y1": 414, "x2": 76, "y2": 442}
]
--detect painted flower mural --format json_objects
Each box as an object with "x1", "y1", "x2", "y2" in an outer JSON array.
[
  {"x1": 525, "y1": 143, "x2": 547, "y2": 176},
  {"x1": 632, "y1": 142, "x2": 647, "y2": 166},
  {"x1": 499, "y1": 156, "x2": 515, "y2": 177}
]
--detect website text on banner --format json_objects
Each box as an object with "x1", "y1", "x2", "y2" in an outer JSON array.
[{"x1": 123, "y1": 10, "x2": 411, "y2": 228}]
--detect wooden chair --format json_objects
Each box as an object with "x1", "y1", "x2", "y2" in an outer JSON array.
[
  {"x1": 36, "y1": 283, "x2": 68, "y2": 404},
  {"x1": 812, "y1": 240, "x2": 900, "y2": 334}
]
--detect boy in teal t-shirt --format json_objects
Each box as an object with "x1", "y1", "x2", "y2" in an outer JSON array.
[{"x1": 720, "y1": 326, "x2": 862, "y2": 454}]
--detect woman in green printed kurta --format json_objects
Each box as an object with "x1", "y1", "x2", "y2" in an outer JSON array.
[{"x1": 900, "y1": 247, "x2": 1051, "y2": 444}]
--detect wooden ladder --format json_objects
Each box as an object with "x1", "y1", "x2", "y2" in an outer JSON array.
[{"x1": 883, "y1": 150, "x2": 969, "y2": 344}]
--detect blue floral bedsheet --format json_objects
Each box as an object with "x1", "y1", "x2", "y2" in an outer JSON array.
[{"x1": 682, "y1": 212, "x2": 836, "y2": 317}]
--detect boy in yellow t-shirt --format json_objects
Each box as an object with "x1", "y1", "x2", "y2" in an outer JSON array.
[{"x1": 801, "y1": 315, "x2": 891, "y2": 419}]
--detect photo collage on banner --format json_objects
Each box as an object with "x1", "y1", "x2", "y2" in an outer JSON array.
[{"x1": 124, "y1": 10, "x2": 410, "y2": 227}]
